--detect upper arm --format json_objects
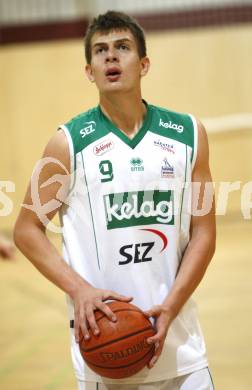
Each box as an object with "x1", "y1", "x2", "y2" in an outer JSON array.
[
  {"x1": 191, "y1": 119, "x2": 216, "y2": 240},
  {"x1": 16, "y1": 130, "x2": 71, "y2": 231},
  {"x1": 192, "y1": 119, "x2": 211, "y2": 182}
]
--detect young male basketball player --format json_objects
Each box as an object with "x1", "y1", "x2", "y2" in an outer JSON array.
[{"x1": 14, "y1": 11, "x2": 216, "y2": 390}]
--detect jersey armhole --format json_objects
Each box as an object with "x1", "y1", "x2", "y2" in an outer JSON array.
[
  {"x1": 58, "y1": 124, "x2": 75, "y2": 189},
  {"x1": 188, "y1": 114, "x2": 198, "y2": 170}
]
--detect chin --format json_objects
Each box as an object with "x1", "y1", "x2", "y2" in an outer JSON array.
[{"x1": 102, "y1": 84, "x2": 127, "y2": 93}]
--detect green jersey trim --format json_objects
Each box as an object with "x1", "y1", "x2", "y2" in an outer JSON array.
[
  {"x1": 148, "y1": 105, "x2": 195, "y2": 161},
  {"x1": 180, "y1": 144, "x2": 188, "y2": 228},
  {"x1": 97, "y1": 100, "x2": 153, "y2": 149},
  {"x1": 81, "y1": 152, "x2": 101, "y2": 270},
  {"x1": 65, "y1": 107, "x2": 110, "y2": 155},
  {"x1": 58, "y1": 124, "x2": 77, "y2": 191},
  {"x1": 62, "y1": 103, "x2": 196, "y2": 165},
  {"x1": 188, "y1": 114, "x2": 198, "y2": 169}
]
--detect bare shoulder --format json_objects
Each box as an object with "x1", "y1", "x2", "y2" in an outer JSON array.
[
  {"x1": 16, "y1": 130, "x2": 71, "y2": 226},
  {"x1": 194, "y1": 118, "x2": 210, "y2": 172},
  {"x1": 43, "y1": 130, "x2": 69, "y2": 164},
  {"x1": 42, "y1": 129, "x2": 70, "y2": 174},
  {"x1": 197, "y1": 118, "x2": 209, "y2": 150}
]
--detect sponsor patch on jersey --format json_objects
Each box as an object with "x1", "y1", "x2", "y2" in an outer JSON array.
[
  {"x1": 159, "y1": 118, "x2": 184, "y2": 133},
  {"x1": 118, "y1": 228, "x2": 168, "y2": 265},
  {"x1": 80, "y1": 121, "x2": 96, "y2": 138},
  {"x1": 130, "y1": 157, "x2": 144, "y2": 172},
  {"x1": 161, "y1": 158, "x2": 174, "y2": 178},
  {"x1": 93, "y1": 139, "x2": 114, "y2": 156},
  {"x1": 154, "y1": 139, "x2": 175, "y2": 154},
  {"x1": 104, "y1": 190, "x2": 174, "y2": 229}
]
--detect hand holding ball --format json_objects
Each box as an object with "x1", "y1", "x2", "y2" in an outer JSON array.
[{"x1": 79, "y1": 301, "x2": 155, "y2": 379}]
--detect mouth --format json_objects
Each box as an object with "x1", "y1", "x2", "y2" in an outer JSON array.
[{"x1": 105, "y1": 67, "x2": 122, "y2": 82}]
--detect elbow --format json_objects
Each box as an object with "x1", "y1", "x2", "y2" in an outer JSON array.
[
  {"x1": 14, "y1": 217, "x2": 44, "y2": 255},
  {"x1": 192, "y1": 226, "x2": 216, "y2": 263},
  {"x1": 14, "y1": 219, "x2": 34, "y2": 253}
]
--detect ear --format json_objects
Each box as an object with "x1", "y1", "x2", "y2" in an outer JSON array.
[
  {"x1": 85, "y1": 64, "x2": 95, "y2": 83},
  {"x1": 140, "y1": 57, "x2": 150, "y2": 77}
]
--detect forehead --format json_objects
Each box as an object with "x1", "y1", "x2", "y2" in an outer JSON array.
[{"x1": 91, "y1": 28, "x2": 137, "y2": 47}]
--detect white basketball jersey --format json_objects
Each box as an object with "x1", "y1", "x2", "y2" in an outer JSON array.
[{"x1": 59, "y1": 101, "x2": 208, "y2": 383}]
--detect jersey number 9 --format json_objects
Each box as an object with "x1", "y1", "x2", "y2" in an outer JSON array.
[{"x1": 99, "y1": 160, "x2": 114, "y2": 182}]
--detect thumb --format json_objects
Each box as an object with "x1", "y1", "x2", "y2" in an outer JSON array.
[
  {"x1": 143, "y1": 309, "x2": 154, "y2": 317},
  {"x1": 144, "y1": 305, "x2": 162, "y2": 318}
]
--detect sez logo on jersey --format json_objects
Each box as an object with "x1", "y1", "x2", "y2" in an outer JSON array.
[
  {"x1": 118, "y1": 228, "x2": 168, "y2": 265},
  {"x1": 80, "y1": 121, "x2": 96, "y2": 138},
  {"x1": 103, "y1": 190, "x2": 174, "y2": 229}
]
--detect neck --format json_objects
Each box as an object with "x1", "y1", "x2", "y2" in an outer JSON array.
[{"x1": 99, "y1": 91, "x2": 146, "y2": 139}]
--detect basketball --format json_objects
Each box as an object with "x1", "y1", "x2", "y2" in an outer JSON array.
[{"x1": 79, "y1": 301, "x2": 155, "y2": 379}]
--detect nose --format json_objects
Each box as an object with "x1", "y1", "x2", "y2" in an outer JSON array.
[{"x1": 105, "y1": 48, "x2": 118, "y2": 63}]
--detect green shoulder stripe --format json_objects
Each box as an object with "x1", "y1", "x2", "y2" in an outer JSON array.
[
  {"x1": 149, "y1": 105, "x2": 195, "y2": 161},
  {"x1": 64, "y1": 106, "x2": 109, "y2": 155}
]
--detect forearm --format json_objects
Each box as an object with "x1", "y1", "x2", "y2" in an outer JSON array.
[
  {"x1": 163, "y1": 229, "x2": 215, "y2": 320},
  {"x1": 14, "y1": 223, "x2": 90, "y2": 299}
]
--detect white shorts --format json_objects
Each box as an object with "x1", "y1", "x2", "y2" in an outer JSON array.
[{"x1": 77, "y1": 368, "x2": 214, "y2": 390}]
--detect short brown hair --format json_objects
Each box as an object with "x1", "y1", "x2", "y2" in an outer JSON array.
[{"x1": 84, "y1": 10, "x2": 147, "y2": 64}]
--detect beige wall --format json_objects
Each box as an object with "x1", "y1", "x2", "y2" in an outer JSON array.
[
  {"x1": 209, "y1": 129, "x2": 252, "y2": 220},
  {"x1": 1, "y1": 24, "x2": 252, "y2": 230}
]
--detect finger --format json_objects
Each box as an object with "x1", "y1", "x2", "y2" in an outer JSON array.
[
  {"x1": 0, "y1": 242, "x2": 14, "y2": 259},
  {"x1": 74, "y1": 314, "x2": 80, "y2": 343},
  {"x1": 0, "y1": 248, "x2": 10, "y2": 259},
  {"x1": 143, "y1": 309, "x2": 155, "y2": 318},
  {"x1": 76, "y1": 305, "x2": 90, "y2": 342},
  {"x1": 147, "y1": 326, "x2": 166, "y2": 344},
  {"x1": 95, "y1": 301, "x2": 117, "y2": 322},
  {"x1": 1, "y1": 249, "x2": 14, "y2": 259},
  {"x1": 147, "y1": 334, "x2": 160, "y2": 344},
  {"x1": 148, "y1": 341, "x2": 160, "y2": 368},
  {"x1": 79, "y1": 315, "x2": 90, "y2": 342},
  {"x1": 0, "y1": 251, "x2": 7, "y2": 259},
  {"x1": 103, "y1": 291, "x2": 133, "y2": 302},
  {"x1": 143, "y1": 306, "x2": 162, "y2": 318},
  {"x1": 86, "y1": 305, "x2": 99, "y2": 336},
  {"x1": 148, "y1": 340, "x2": 164, "y2": 368}
]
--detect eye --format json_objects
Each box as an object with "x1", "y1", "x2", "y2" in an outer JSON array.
[
  {"x1": 96, "y1": 47, "x2": 106, "y2": 54},
  {"x1": 119, "y1": 44, "x2": 129, "y2": 51}
]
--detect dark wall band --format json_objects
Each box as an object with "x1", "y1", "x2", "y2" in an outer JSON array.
[{"x1": 1, "y1": 5, "x2": 252, "y2": 45}]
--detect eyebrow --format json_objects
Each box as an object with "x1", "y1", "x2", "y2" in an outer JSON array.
[{"x1": 92, "y1": 38, "x2": 132, "y2": 49}]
